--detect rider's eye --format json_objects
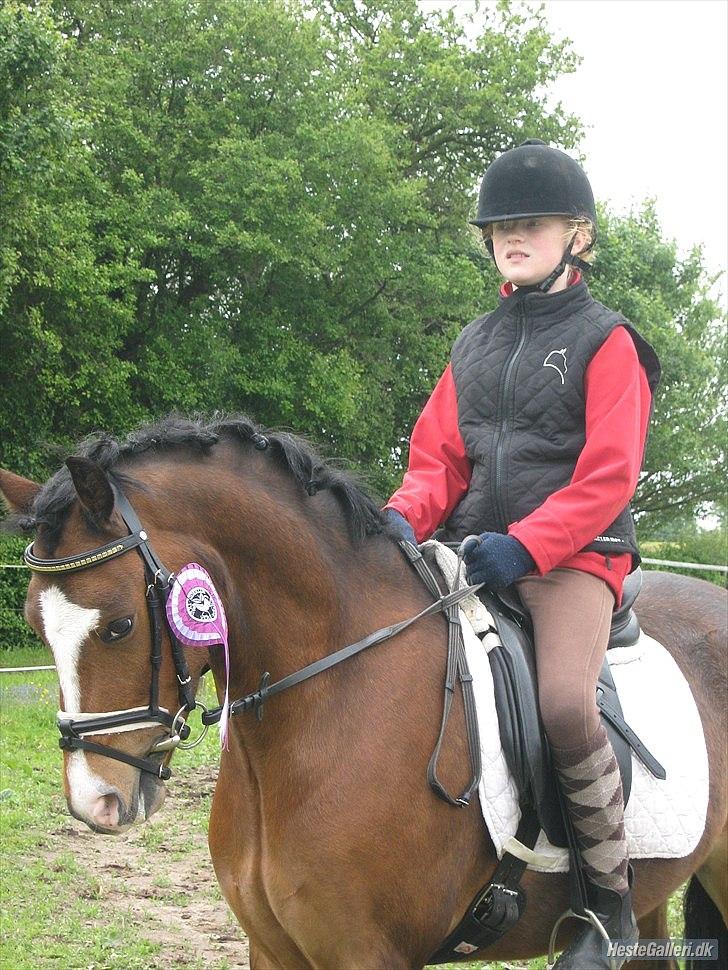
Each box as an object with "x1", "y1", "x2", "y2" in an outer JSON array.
[{"x1": 98, "y1": 617, "x2": 134, "y2": 643}]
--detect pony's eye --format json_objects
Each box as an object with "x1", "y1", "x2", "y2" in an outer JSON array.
[{"x1": 98, "y1": 617, "x2": 134, "y2": 643}]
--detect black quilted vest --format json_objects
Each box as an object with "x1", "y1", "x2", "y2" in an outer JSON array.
[{"x1": 440, "y1": 282, "x2": 660, "y2": 566}]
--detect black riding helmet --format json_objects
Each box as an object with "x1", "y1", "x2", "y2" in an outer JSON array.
[{"x1": 472, "y1": 139, "x2": 596, "y2": 292}]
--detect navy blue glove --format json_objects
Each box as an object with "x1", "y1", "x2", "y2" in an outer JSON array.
[
  {"x1": 383, "y1": 508, "x2": 417, "y2": 546},
  {"x1": 461, "y1": 532, "x2": 534, "y2": 589}
]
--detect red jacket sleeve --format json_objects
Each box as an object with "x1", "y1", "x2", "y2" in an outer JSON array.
[
  {"x1": 386, "y1": 364, "x2": 472, "y2": 542},
  {"x1": 509, "y1": 327, "x2": 652, "y2": 574}
]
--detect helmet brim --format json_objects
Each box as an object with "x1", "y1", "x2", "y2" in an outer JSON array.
[{"x1": 469, "y1": 210, "x2": 585, "y2": 228}]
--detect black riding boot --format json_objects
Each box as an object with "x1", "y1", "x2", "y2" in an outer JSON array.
[{"x1": 551, "y1": 878, "x2": 638, "y2": 970}]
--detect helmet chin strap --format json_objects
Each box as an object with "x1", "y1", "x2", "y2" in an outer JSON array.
[
  {"x1": 530, "y1": 234, "x2": 591, "y2": 294},
  {"x1": 486, "y1": 231, "x2": 593, "y2": 295}
]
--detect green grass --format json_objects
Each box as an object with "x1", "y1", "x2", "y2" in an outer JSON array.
[
  {"x1": 0, "y1": 664, "x2": 156, "y2": 967},
  {"x1": 0, "y1": 642, "x2": 54, "y2": 670},
  {"x1": 1, "y1": 651, "x2": 689, "y2": 969},
  {"x1": 0, "y1": 655, "x2": 224, "y2": 968}
]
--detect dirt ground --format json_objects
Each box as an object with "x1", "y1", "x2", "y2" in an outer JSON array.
[{"x1": 45, "y1": 763, "x2": 250, "y2": 969}]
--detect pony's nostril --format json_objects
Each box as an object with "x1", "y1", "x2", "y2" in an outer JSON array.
[{"x1": 90, "y1": 792, "x2": 121, "y2": 829}]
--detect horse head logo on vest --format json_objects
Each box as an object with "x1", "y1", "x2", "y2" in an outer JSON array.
[{"x1": 543, "y1": 347, "x2": 568, "y2": 384}]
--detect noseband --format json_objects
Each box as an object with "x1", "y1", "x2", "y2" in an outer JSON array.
[{"x1": 24, "y1": 485, "x2": 199, "y2": 780}]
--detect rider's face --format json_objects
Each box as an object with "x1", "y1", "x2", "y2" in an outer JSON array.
[{"x1": 490, "y1": 216, "x2": 577, "y2": 292}]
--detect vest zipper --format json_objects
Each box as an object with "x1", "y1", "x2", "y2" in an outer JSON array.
[{"x1": 492, "y1": 302, "x2": 528, "y2": 532}]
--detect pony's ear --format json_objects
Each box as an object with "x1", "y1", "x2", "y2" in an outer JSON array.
[
  {"x1": 66, "y1": 457, "x2": 115, "y2": 523},
  {"x1": 0, "y1": 469, "x2": 41, "y2": 514}
]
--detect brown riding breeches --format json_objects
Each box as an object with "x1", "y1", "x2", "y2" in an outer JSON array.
[
  {"x1": 516, "y1": 567, "x2": 615, "y2": 750},
  {"x1": 516, "y1": 568, "x2": 630, "y2": 892}
]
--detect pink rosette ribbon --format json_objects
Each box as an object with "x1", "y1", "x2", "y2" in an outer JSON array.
[{"x1": 165, "y1": 563, "x2": 230, "y2": 749}]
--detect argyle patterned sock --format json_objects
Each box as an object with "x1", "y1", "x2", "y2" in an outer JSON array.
[{"x1": 552, "y1": 723, "x2": 630, "y2": 895}]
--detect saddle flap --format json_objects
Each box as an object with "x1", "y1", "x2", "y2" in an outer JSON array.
[{"x1": 486, "y1": 602, "x2": 567, "y2": 847}]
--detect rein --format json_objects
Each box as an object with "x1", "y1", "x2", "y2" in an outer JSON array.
[
  {"x1": 26, "y1": 485, "x2": 484, "y2": 804},
  {"x1": 199, "y1": 541, "x2": 484, "y2": 807}
]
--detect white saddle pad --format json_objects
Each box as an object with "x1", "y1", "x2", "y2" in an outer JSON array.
[{"x1": 424, "y1": 541, "x2": 710, "y2": 873}]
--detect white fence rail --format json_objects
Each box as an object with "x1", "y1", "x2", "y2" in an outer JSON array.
[
  {"x1": 1, "y1": 557, "x2": 725, "y2": 674},
  {"x1": 1, "y1": 665, "x2": 56, "y2": 673},
  {"x1": 641, "y1": 557, "x2": 728, "y2": 573}
]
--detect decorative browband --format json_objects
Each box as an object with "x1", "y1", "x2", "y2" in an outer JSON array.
[{"x1": 23, "y1": 532, "x2": 146, "y2": 575}]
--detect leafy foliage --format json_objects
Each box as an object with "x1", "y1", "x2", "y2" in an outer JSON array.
[
  {"x1": 0, "y1": 0, "x2": 724, "y2": 529},
  {"x1": 591, "y1": 203, "x2": 726, "y2": 529},
  {"x1": 640, "y1": 524, "x2": 727, "y2": 589},
  {"x1": 0, "y1": 0, "x2": 580, "y2": 490},
  {"x1": 0, "y1": 536, "x2": 44, "y2": 652}
]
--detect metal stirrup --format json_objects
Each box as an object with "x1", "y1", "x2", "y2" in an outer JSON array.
[{"x1": 547, "y1": 907, "x2": 617, "y2": 970}]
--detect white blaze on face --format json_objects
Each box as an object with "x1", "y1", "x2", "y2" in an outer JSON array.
[
  {"x1": 39, "y1": 585, "x2": 100, "y2": 713},
  {"x1": 38, "y1": 586, "x2": 123, "y2": 823}
]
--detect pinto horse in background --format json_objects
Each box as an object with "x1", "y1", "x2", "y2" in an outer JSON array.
[{"x1": 1, "y1": 416, "x2": 726, "y2": 970}]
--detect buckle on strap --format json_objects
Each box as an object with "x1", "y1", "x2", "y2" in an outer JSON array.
[{"x1": 472, "y1": 882, "x2": 524, "y2": 932}]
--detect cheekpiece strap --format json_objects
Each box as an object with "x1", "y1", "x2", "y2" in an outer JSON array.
[{"x1": 112, "y1": 486, "x2": 172, "y2": 587}]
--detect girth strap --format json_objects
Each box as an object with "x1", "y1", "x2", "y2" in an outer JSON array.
[{"x1": 428, "y1": 810, "x2": 541, "y2": 963}]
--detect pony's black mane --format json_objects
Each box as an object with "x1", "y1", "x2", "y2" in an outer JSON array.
[{"x1": 10, "y1": 415, "x2": 388, "y2": 552}]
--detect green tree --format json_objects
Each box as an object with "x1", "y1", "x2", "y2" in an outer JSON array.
[
  {"x1": 0, "y1": 0, "x2": 581, "y2": 492},
  {"x1": 0, "y1": 1, "x2": 146, "y2": 478},
  {"x1": 2, "y1": 0, "x2": 723, "y2": 534},
  {"x1": 590, "y1": 203, "x2": 726, "y2": 532}
]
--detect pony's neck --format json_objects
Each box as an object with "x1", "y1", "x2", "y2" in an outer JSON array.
[
  {"x1": 133, "y1": 452, "x2": 415, "y2": 764},
  {"x1": 137, "y1": 456, "x2": 347, "y2": 699}
]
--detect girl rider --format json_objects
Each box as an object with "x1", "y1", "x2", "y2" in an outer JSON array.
[{"x1": 385, "y1": 140, "x2": 660, "y2": 969}]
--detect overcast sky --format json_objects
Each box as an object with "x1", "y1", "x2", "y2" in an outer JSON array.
[{"x1": 423, "y1": 0, "x2": 727, "y2": 297}]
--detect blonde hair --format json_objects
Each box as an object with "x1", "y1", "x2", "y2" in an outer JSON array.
[
  {"x1": 479, "y1": 216, "x2": 596, "y2": 263},
  {"x1": 565, "y1": 218, "x2": 595, "y2": 263}
]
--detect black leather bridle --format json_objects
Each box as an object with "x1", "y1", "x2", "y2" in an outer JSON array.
[
  {"x1": 25, "y1": 484, "x2": 483, "y2": 806},
  {"x1": 24, "y1": 485, "x2": 197, "y2": 780}
]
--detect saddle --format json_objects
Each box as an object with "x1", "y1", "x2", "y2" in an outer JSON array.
[{"x1": 484, "y1": 568, "x2": 648, "y2": 848}]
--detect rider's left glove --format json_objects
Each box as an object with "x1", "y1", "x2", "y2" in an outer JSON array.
[
  {"x1": 461, "y1": 532, "x2": 535, "y2": 589},
  {"x1": 383, "y1": 508, "x2": 417, "y2": 546}
]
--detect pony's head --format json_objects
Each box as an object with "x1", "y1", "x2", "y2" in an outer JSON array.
[
  {"x1": 1, "y1": 416, "x2": 389, "y2": 835},
  {"x1": 0, "y1": 456, "x2": 211, "y2": 833}
]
